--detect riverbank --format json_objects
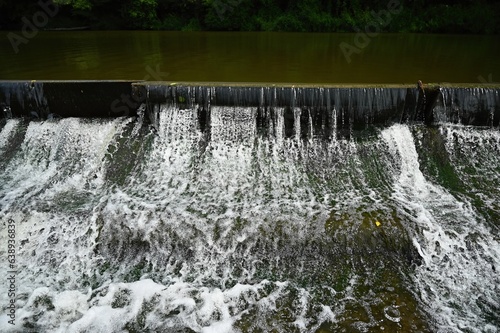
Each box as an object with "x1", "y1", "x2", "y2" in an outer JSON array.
[{"x1": 1, "y1": 1, "x2": 499, "y2": 34}]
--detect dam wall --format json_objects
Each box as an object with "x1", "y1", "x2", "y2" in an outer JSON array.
[{"x1": 1, "y1": 81, "x2": 499, "y2": 130}]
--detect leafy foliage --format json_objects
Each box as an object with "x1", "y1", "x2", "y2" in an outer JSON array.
[
  {"x1": 121, "y1": 0, "x2": 160, "y2": 29},
  {"x1": 0, "y1": 0, "x2": 499, "y2": 33},
  {"x1": 53, "y1": 0, "x2": 93, "y2": 10}
]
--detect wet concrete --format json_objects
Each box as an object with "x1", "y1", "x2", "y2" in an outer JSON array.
[{"x1": 1, "y1": 81, "x2": 499, "y2": 128}]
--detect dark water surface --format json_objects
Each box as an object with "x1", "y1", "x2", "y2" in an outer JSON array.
[{"x1": 0, "y1": 31, "x2": 499, "y2": 83}]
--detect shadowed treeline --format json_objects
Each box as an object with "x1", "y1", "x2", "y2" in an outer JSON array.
[{"x1": 0, "y1": 0, "x2": 499, "y2": 33}]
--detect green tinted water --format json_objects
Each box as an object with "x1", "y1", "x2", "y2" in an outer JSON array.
[{"x1": 1, "y1": 31, "x2": 499, "y2": 83}]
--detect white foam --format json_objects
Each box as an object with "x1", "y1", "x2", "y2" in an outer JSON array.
[
  {"x1": 2, "y1": 111, "x2": 499, "y2": 332},
  {"x1": 0, "y1": 117, "x2": 129, "y2": 211},
  {"x1": 0, "y1": 119, "x2": 20, "y2": 152},
  {"x1": 381, "y1": 124, "x2": 500, "y2": 332}
]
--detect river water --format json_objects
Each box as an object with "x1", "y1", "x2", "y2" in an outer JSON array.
[
  {"x1": 0, "y1": 97, "x2": 499, "y2": 331},
  {"x1": 0, "y1": 31, "x2": 499, "y2": 332},
  {"x1": 0, "y1": 31, "x2": 499, "y2": 83}
]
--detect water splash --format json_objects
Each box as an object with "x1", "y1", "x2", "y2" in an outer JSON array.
[
  {"x1": 382, "y1": 124, "x2": 500, "y2": 332},
  {"x1": 0, "y1": 106, "x2": 498, "y2": 332}
]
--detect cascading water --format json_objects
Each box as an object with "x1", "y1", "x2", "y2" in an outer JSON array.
[
  {"x1": 0, "y1": 87, "x2": 499, "y2": 333},
  {"x1": 382, "y1": 125, "x2": 500, "y2": 332}
]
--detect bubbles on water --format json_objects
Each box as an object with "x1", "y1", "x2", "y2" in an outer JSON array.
[
  {"x1": 381, "y1": 124, "x2": 500, "y2": 333},
  {"x1": 0, "y1": 119, "x2": 20, "y2": 152},
  {"x1": 383, "y1": 305, "x2": 401, "y2": 323},
  {"x1": 1, "y1": 105, "x2": 499, "y2": 332}
]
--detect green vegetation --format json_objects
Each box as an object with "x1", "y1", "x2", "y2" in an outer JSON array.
[{"x1": 0, "y1": 0, "x2": 499, "y2": 33}]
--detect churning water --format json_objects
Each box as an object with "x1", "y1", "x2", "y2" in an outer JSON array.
[{"x1": 0, "y1": 101, "x2": 499, "y2": 332}]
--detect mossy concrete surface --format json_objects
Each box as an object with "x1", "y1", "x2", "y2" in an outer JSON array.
[{"x1": 1, "y1": 80, "x2": 499, "y2": 126}]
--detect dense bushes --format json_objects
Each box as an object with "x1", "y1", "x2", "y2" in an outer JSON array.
[{"x1": 0, "y1": 0, "x2": 499, "y2": 33}]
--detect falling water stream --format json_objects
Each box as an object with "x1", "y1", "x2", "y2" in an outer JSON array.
[{"x1": 0, "y1": 90, "x2": 499, "y2": 332}]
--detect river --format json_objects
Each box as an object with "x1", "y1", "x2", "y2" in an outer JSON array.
[{"x1": 1, "y1": 31, "x2": 499, "y2": 83}]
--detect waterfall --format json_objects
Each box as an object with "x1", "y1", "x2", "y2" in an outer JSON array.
[
  {"x1": 382, "y1": 124, "x2": 500, "y2": 332},
  {"x1": 0, "y1": 85, "x2": 499, "y2": 332}
]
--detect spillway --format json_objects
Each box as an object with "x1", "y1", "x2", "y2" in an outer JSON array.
[{"x1": 0, "y1": 81, "x2": 499, "y2": 332}]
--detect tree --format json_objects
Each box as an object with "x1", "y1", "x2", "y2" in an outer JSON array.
[
  {"x1": 121, "y1": 0, "x2": 159, "y2": 29},
  {"x1": 53, "y1": 0, "x2": 92, "y2": 10}
]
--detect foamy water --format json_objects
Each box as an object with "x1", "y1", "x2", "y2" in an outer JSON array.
[
  {"x1": 382, "y1": 124, "x2": 500, "y2": 333},
  {"x1": 0, "y1": 107, "x2": 499, "y2": 332}
]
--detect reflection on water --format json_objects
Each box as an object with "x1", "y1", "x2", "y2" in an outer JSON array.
[{"x1": 0, "y1": 31, "x2": 499, "y2": 83}]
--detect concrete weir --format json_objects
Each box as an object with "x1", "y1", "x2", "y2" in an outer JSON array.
[
  {"x1": 0, "y1": 80, "x2": 138, "y2": 119},
  {"x1": 1, "y1": 80, "x2": 499, "y2": 129}
]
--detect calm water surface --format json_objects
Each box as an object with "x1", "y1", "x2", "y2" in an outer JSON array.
[{"x1": 0, "y1": 31, "x2": 499, "y2": 83}]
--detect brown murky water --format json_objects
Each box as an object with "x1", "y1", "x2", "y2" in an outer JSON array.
[{"x1": 0, "y1": 31, "x2": 499, "y2": 83}]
